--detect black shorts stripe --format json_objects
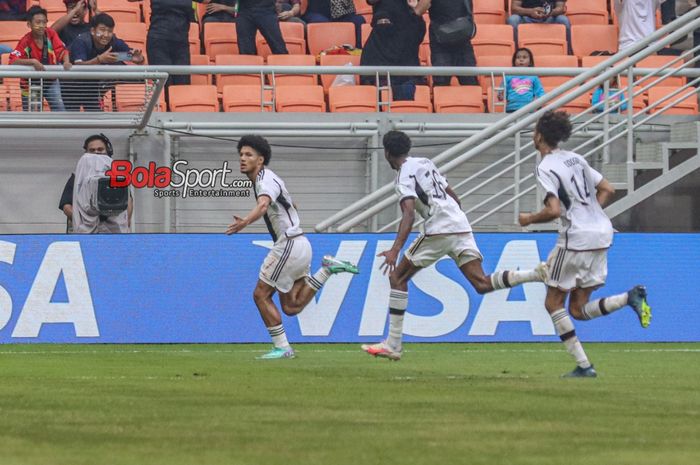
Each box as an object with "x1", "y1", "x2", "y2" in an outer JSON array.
[
  {"x1": 271, "y1": 240, "x2": 294, "y2": 282},
  {"x1": 408, "y1": 235, "x2": 425, "y2": 255},
  {"x1": 552, "y1": 248, "x2": 566, "y2": 281}
]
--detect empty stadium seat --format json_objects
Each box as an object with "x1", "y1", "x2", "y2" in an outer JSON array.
[
  {"x1": 99, "y1": 0, "x2": 141, "y2": 22},
  {"x1": 473, "y1": 0, "x2": 507, "y2": 24},
  {"x1": 204, "y1": 23, "x2": 238, "y2": 58},
  {"x1": 40, "y1": 0, "x2": 70, "y2": 22},
  {"x1": 536, "y1": 55, "x2": 579, "y2": 88},
  {"x1": 476, "y1": 55, "x2": 511, "y2": 98},
  {"x1": 256, "y1": 22, "x2": 306, "y2": 58},
  {"x1": 275, "y1": 85, "x2": 326, "y2": 112},
  {"x1": 319, "y1": 54, "x2": 361, "y2": 92},
  {"x1": 168, "y1": 85, "x2": 219, "y2": 112},
  {"x1": 648, "y1": 87, "x2": 698, "y2": 115},
  {"x1": 353, "y1": 0, "x2": 372, "y2": 23},
  {"x1": 518, "y1": 23, "x2": 568, "y2": 56},
  {"x1": 433, "y1": 86, "x2": 485, "y2": 113},
  {"x1": 0, "y1": 22, "x2": 28, "y2": 49},
  {"x1": 472, "y1": 25, "x2": 515, "y2": 58},
  {"x1": 572, "y1": 25, "x2": 618, "y2": 60},
  {"x1": 114, "y1": 84, "x2": 166, "y2": 112},
  {"x1": 382, "y1": 85, "x2": 432, "y2": 113},
  {"x1": 114, "y1": 23, "x2": 147, "y2": 53},
  {"x1": 566, "y1": 0, "x2": 609, "y2": 25},
  {"x1": 215, "y1": 55, "x2": 264, "y2": 93},
  {"x1": 635, "y1": 55, "x2": 686, "y2": 87},
  {"x1": 190, "y1": 54, "x2": 212, "y2": 86},
  {"x1": 267, "y1": 54, "x2": 317, "y2": 86},
  {"x1": 306, "y1": 23, "x2": 356, "y2": 57},
  {"x1": 222, "y1": 85, "x2": 273, "y2": 112},
  {"x1": 329, "y1": 85, "x2": 378, "y2": 112},
  {"x1": 546, "y1": 87, "x2": 592, "y2": 114},
  {"x1": 189, "y1": 23, "x2": 202, "y2": 56}
]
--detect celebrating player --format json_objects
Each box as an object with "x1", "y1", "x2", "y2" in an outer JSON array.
[
  {"x1": 362, "y1": 130, "x2": 547, "y2": 361},
  {"x1": 519, "y1": 110, "x2": 652, "y2": 377},
  {"x1": 226, "y1": 135, "x2": 359, "y2": 359}
]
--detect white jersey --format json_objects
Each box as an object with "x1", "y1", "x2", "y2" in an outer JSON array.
[
  {"x1": 395, "y1": 157, "x2": 471, "y2": 235},
  {"x1": 254, "y1": 168, "x2": 303, "y2": 242},
  {"x1": 536, "y1": 149, "x2": 613, "y2": 251}
]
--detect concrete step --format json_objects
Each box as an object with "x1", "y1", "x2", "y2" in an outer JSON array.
[
  {"x1": 670, "y1": 121, "x2": 700, "y2": 143},
  {"x1": 635, "y1": 141, "x2": 663, "y2": 163}
]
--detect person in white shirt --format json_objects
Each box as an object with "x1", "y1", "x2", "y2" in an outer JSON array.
[
  {"x1": 615, "y1": 0, "x2": 666, "y2": 51},
  {"x1": 226, "y1": 135, "x2": 359, "y2": 360},
  {"x1": 519, "y1": 111, "x2": 652, "y2": 378},
  {"x1": 362, "y1": 130, "x2": 547, "y2": 361}
]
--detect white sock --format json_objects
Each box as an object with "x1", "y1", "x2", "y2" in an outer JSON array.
[
  {"x1": 267, "y1": 324, "x2": 289, "y2": 349},
  {"x1": 386, "y1": 290, "x2": 408, "y2": 352},
  {"x1": 550, "y1": 309, "x2": 591, "y2": 369},
  {"x1": 490, "y1": 269, "x2": 540, "y2": 289},
  {"x1": 306, "y1": 267, "x2": 331, "y2": 291},
  {"x1": 581, "y1": 293, "x2": 629, "y2": 320}
]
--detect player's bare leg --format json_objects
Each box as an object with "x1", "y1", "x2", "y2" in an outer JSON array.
[
  {"x1": 362, "y1": 257, "x2": 421, "y2": 361},
  {"x1": 252, "y1": 280, "x2": 296, "y2": 359},
  {"x1": 544, "y1": 286, "x2": 596, "y2": 378},
  {"x1": 569, "y1": 285, "x2": 652, "y2": 328}
]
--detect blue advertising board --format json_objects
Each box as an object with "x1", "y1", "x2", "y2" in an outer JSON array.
[{"x1": 0, "y1": 233, "x2": 697, "y2": 343}]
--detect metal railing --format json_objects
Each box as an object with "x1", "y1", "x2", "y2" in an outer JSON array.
[{"x1": 313, "y1": 7, "x2": 700, "y2": 232}]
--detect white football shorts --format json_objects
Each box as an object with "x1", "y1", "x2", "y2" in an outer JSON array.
[
  {"x1": 404, "y1": 232, "x2": 483, "y2": 268},
  {"x1": 546, "y1": 246, "x2": 608, "y2": 291},
  {"x1": 259, "y1": 235, "x2": 312, "y2": 293}
]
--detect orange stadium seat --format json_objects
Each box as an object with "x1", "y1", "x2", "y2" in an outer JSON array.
[
  {"x1": 189, "y1": 23, "x2": 202, "y2": 56},
  {"x1": 40, "y1": 0, "x2": 69, "y2": 22},
  {"x1": 275, "y1": 85, "x2": 326, "y2": 112},
  {"x1": 114, "y1": 84, "x2": 166, "y2": 112},
  {"x1": 361, "y1": 23, "x2": 372, "y2": 48},
  {"x1": 141, "y1": 0, "x2": 150, "y2": 24},
  {"x1": 222, "y1": 85, "x2": 273, "y2": 112},
  {"x1": 476, "y1": 55, "x2": 511, "y2": 98},
  {"x1": 306, "y1": 22, "x2": 356, "y2": 57},
  {"x1": 0, "y1": 22, "x2": 28, "y2": 49},
  {"x1": 635, "y1": 55, "x2": 686, "y2": 88},
  {"x1": 648, "y1": 87, "x2": 698, "y2": 115},
  {"x1": 472, "y1": 25, "x2": 515, "y2": 58},
  {"x1": 168, "y1": 85, "x2": 219, "y2": 112},
  {"x1": 204, "y1": 23, "x2": 238, "y2": 57},
  {"x1": 0, "y1": 84, "x2": 9, "y2": 111},
  {"x1": 215, "y1": 55, "x2": 265, "y2": 93},
  {"x1": 419, "y1": 42, "x2": 431, "y2": 66},
  {"x1": 473, "y1": 0, "x2": 507, "y2": 24},
  {"x1": 267, "y1": 54, "x2": 317, "y2": 85},
  {"x1": 536, "y1": 55, "x2": 579, "y2": 88},
  {"x1": 572, "y1": 25, "x2": 618, "y2": 60},
  {"x1": 99, "y1": 0, "x2": 141, "y2": 22},
  {"x1": 353, "y1": 0, "x2": 372, "y2": 23},
  {"x1": 114, "y1": 22, "x2": 147, "y2": 53},
  {"x1": 329, "y1": 85, "x2": 378, "y2": 112},
  {"x1": 319, "y1": 54, "x2": 361, "y2": 92},
  {"x1": 382, "y1": 85, "x2": 432, "y2": 113},
  {"x1": 190, "y1": 54, "x2": 212, "y2": 86},
  {"x1": 547, "y1": 87, "x2": 592, "y2": 114},
  {"x1": 565, "y1": 0, "x2": 609, "y2": 25},
  {"x1": 517, "y1": 23, "x2": 567, "y2": 56},
  {"x1": 434, "y1": 86, "x2": 485, "y2": 113},
  {"x1": 256, "y1": 22, "x2": 306, "y2": 58}
]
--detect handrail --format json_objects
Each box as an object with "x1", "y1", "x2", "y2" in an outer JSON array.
[{"x1": 316, "y1": 7, "x2": 700, "y2": 232}]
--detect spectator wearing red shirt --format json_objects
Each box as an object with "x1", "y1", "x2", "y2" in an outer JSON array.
[{"x1": 9, "y1": 5, "x2": 72, "y2": 111}]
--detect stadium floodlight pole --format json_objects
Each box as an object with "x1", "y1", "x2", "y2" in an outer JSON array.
[{"x1": 322, "y1": 8, "x2": 700, "y2": 233}]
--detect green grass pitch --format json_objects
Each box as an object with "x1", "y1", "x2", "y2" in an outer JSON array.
[{"x1": 1, "y1": 343, "x2": 698, "y2": 465}]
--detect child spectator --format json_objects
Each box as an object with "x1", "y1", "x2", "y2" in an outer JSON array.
[{"x1": 502, "y1": 47, "x2": 545, "y2": 113}]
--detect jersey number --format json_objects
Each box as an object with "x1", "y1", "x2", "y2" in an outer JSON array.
[
  {"x1": 430, "y1": 170, "x2": 446, "y2": 199},
  {"x1": 570, "y1": 167, "x2": 591, "y2": 204}
]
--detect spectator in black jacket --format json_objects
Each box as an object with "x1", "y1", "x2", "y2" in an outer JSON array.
[
  {"x1": 237, "y1": 0, "x2": 288, "y2": 55},
  {"x1": 429, "y1": 0, "x2": 478, "y2": 86}
]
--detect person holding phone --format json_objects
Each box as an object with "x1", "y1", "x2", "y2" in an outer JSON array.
[{"x1": 65, "y1": 12, "x2": 144, "y2": 111}]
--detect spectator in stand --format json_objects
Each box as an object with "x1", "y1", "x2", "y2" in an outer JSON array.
[
  {"x1": 507, "y1": 1, "x2": 571, "y2": 54},
  {"x1": 9, "y1": 5, "x2": 72, "y2": 111},
  {"x1": 276, "y1": 0, "x2": 304, "y2": 24},
  {"x1": 615, "y1": 0, "x2": 666, "y2": 52},
  {"x1": 53, "y1": 0, "x2": 100, "y2": 48},
  {"x1": 303, "y1": 0, "x2": 365, "y2": 48},
  {"x1": 64, "y1": 12, "x2": 144, "y2": 111},
  {"x1": 129, "y1": 0, "x2": 211, "y2": 86},
  {"x1": 361, "y1": 0, "x2": 429, "y2": 97},
  {"x1": 236, "y1": 0, "x2": 288, "y2": 55},
  {"x1": 661, "y1": 0, "x2": 675, "y2": 25},
  {"x1": 0, "y1": 0, "x2": 26, "y2": 20},
  {"x1": 201, "y1": 0, "x2": 237, "y2": 30},
  {"x1": 502, "y1": 47, "x2": 544, "y2": 113},
  {"x1": 429, "y1": 0, "x2": 478, "y2": 86}
]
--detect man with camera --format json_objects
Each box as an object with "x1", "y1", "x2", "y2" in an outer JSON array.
[
  {"x1": 52, "y1": 0, "x2": 100, "y2": 48},
  {"x1": 66, "y1": 134, "x2": 131, "y2": 234},
  {"x1": 63, "y1": 12, "x2": 144, "y2": 111}
]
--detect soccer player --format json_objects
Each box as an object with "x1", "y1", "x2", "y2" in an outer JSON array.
[
  {"x1": 362, "y1": 130, "x2": 547, "y2": 361},
  {"x1": 518, "y1": 110, "x2": 652, "y2": 378},
  {"x1": 226, "y1": 135, "x2": 359, "y2": 359}
]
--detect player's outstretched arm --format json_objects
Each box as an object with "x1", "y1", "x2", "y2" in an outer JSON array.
[
  {"x1": 378, "y1": 198, "x2": 416, "y2": 274},
  {"x1": 518, "y1": 195, "x2": 561, "y2": 227},
  {"x1": 225, "y1": 195, "x2": 271, "y2": 234},
  {"x1": 595, "y1": 178, "x2": 615, "y2": 207}
]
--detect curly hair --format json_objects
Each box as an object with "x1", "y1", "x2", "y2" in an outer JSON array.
[
  {"x1": 535, "y1": 110, "x2": 572, "y2": 148},
  {"x1": 238, "y1": 135, "x2": 272, "y2": 165},
  {"x1": 382, "y1": 130, "x2": 412, "y2": 157}
]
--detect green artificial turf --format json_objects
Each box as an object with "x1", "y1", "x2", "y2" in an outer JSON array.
[{"x1": 0, "y1": 343, "x2": 698, "y2": 465}]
